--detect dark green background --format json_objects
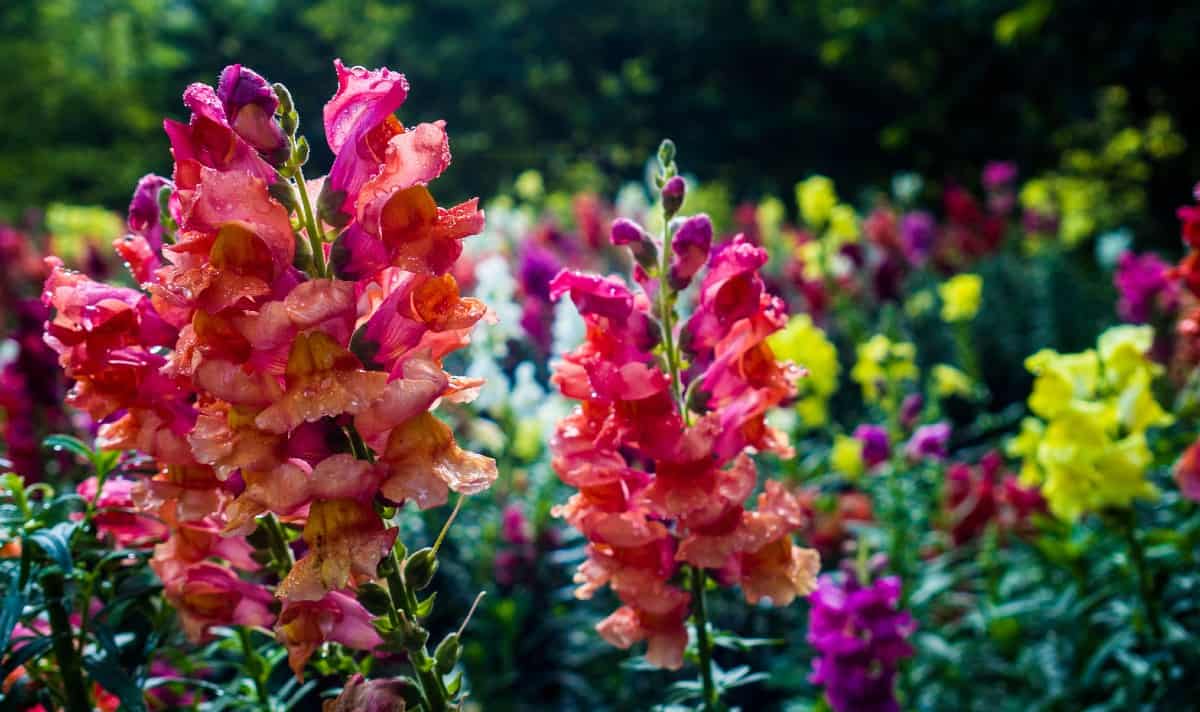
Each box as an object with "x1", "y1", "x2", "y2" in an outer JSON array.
[{"x1": 3, "y1": 0, "x2": 1200, "y2": 238}]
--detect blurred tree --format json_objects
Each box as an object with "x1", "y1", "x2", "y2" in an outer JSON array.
[{"x1": 2, "y1": 0, "x2": 1200, "y2": 246}]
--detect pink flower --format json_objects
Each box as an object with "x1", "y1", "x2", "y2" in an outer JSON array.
[
  {"x1": 164, "y1": 562, "x2": 274, "y2": 642},
  {"x1": 76, "y1": 477, "x2": 168, "y2": 548},
  {"x1": 277, "y1": 590, "x2": 383, "y2": 677}
]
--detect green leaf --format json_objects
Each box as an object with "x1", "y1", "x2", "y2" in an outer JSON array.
[
  {"x1": 83, "y1": 654, "x2": 147, "y2": 712},
  {"x1": 0, "y1": 635, "x2": 52, "y2": 681},
  {"x1": 42, "y1": 434, "x2": 94, "y2": 463},
  {"x1": 29, "y1": 522, "x2": 76, "y2": 572},
  {"x1": 415, "y1": 592, "x2": 437, "y2": 618},
  {"x1": 0, "y1": 568, "x2": 25, "y2": 654}
]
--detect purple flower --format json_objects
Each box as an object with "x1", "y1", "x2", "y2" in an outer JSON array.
[
  {"x1": 502, "y1": 504, "x2": 532, "y2": 545},
  {"x1": 669, "y1": 214, "x2": 713, "y2": 290},
  {"x1": 906, "y1": 422, "x2": 951, "y2": 462},
  {"x1": 899, "y1": 393, "x2": 924, "y2": 431},
  {"x1": 217, "y1": 64, "x2": 289, "y2": 165},
  {"x1": 808, "y1": 572, "x2": 915, "y2": 712},
  {"x1": 1114, "y1": 250, "x2": 1178, "y2": 324},
  {"x1": 900, "y1": 211, "x2": 935, "y2": 266},
  {"x1": 610, "y1": 218, "x2": 645, "y2": 246},
  {"x1": 519, "y1": 245, "x2": 563, "y2": 303},
  {"x1": 982, "y1": 161, "x2": 1017, "y2": 190},
  {"x1": 853, "y1": 424, "x2": 891, "y2": 468},
  {"x1": 127, "y1": 174, "x2": 172, "y2": 251}
]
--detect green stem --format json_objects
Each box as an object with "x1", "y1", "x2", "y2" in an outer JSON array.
[
  {"x1": 261, "y1": 514, "x2": 294, "y2": 578},
  {"x1": 294, "y1": 164, "x2": 328, "y2": 278},
  {"x1": 238, "y1": 627, "x2": 272, "y2": 710},
  {"x1": 657, "y1": 218, "x2": 687, "y2": 425},
  {"x1": 954, "y1": 321, "x2": 981, "y2": 383},
  {"x1": 384, "y1": 550, "x2": 448, "y2": 712},
  {"x1": 42, "y1": 571, "x2": 90, "y2": 712},
  {"x1": 1122, "y1": 509, "x2": 1162, "y2": 640},
  {"x1": 690, "y1": 567, "x2": 718, "y2": 711}
]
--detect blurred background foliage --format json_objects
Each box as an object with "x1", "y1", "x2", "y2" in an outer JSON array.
[{"x1": 4, "y1": 0, "x2": 1200, "y2": 245}]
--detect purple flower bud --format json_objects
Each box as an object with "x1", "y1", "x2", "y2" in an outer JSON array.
[
  {"x1": 900, "y1": 393, "x2": 923, "y2": 430},
  {"x1": 217, "y1": 64, "x2": 289, "y2": 165},
  {"x1": 906, "y1": 422, "x2": 950, "y2": 462},
  {"x1": 611, "y1": 217, "x2": 659, "y2": 270},
  {"x1": 127, "y1": 174, "x2": 171, "y2": 251},
  {"x1": 668, "y1": 214, "x2": 712, "y2": 290},
  {"x1": 610, "y1": 218, "x2": 645, "y2": 246},
  {"x1": 853, "y1": 424, "x2": 891, "y2": 468},
  {"x1": 661, "y1": 175, "x2": 686, "y2": 216}
]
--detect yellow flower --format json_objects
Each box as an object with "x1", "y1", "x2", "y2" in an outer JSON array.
[
  {"x1": 904, "y1": 289, "x2": 935, "y2": 319},
  {"x1": 797, "y1": 241, "x2": 825, "y2": 281},
  {"x1": 831, "y1": 434, "x2": 864, "y2": 479},
  {"x1": 768, "y1": 314, "x2": 840, "y2": 428},
  {"x1": 828, "y1": 205, "x2": 859, "y2": 243},
  {"x1": 1011, "y1": 327, "x2": 1169, "y2": 522},
  {"x1": 513, "y1": 169, "x2": 544, "y2": 201},
  {"x1": 938, "y1": 273, "x2": 983, "y2": 323},
  {"x1": 1097, "y1": 324, "x2": 1157, "y2": 387},
  {"x1": 931, "y1": 364, "x2": 973, "y2": 399},
  {"x1": 1025, "y1": 349, "x2": 1100, "y2": 419},
  {"x1": 796, "y1": 175, "x2": 838, "y2": 228},
  {"x1": 851, "y1": 334, "x2": 917, "y2": 402}
]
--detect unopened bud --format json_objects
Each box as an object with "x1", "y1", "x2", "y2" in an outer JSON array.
[
  {"x1": 405, "y1": 547, "x2": 438, "y2": 591},
  {"x1": 610, "y1": 218, "x2": 658, "y2": 270},
  {"x1": 268, "y1": 180, "x2": 298, "y2": 214},
  {"x1": 356, "y1": 581, "x2": 393, "y2": 616},
  {"x1": 434, "y1": 632, "x2": 461, "y2": 675},
  {"x1": 293, "y1": 136, "x2": 311, "y2": 167},
  {"x1": 668, "y1": 214, "x2": 712, "y2": 291},
  {"x1": 661, "y1": 176, "x2": 686, "y2": 218},
  {"x1": 657, "y1": 139, "x2": 676, "y2": 170},
  {"x1": 272, "y1": 82, "x2": 294, "y2": 115}
]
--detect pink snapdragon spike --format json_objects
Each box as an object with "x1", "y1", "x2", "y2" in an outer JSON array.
[
  {"x1": 549, "y1": 160, "x2": 819, "y2": 670},
  {"x1": 41, "y1": 60, "x2": 496, "y2": 682}
]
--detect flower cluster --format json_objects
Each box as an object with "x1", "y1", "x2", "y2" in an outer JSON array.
[
  {"x1": 850, "y1": 335, "x2": 918, "y2": 404},
  {"x1": 41, "y1": 61, "x2": 495, "y2": 677},
  {"x1": 1008, "y1": 325, "x2": 1172, "y2": 521},
  {"x1": 942, "y1": 450, "x2": 1044, "y2": 544},
  {"x1": 548, "y1": 153, "x2": 819, "y2": 669},
  {"x1": 0, "y1": 225, "x2": 80, "y2": 480},
  {"x1": 808, "y1": 566, "x2": 915, "y2": 712}
]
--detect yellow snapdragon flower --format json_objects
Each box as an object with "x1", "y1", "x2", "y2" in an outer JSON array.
[
  {"x1": 796, "y1": 175, "x2": 837, "y2": 228},
  {"x1": 850, "y1": 334, "x2": 917, "y2": 402},
  {"x1": 831, "y1": 434, "x2": 864, "y2": 479},
  {"x1": 932, "y1": 364, "x2": 973, "y2": 399},
  {"x1": 938, "y1": 273, "x2": 983, "y2": 323},
  {"x1": 1011, "y1": 325, "x2": 1171, "y2": 521},
  {"x1": 768, "y1": 314, "x2": 839, "y2": 428}
]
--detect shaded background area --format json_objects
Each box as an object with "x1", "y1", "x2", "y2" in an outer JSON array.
[{"x1": 3, "y1": 0, "x2": 1200, "y2": 243}]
